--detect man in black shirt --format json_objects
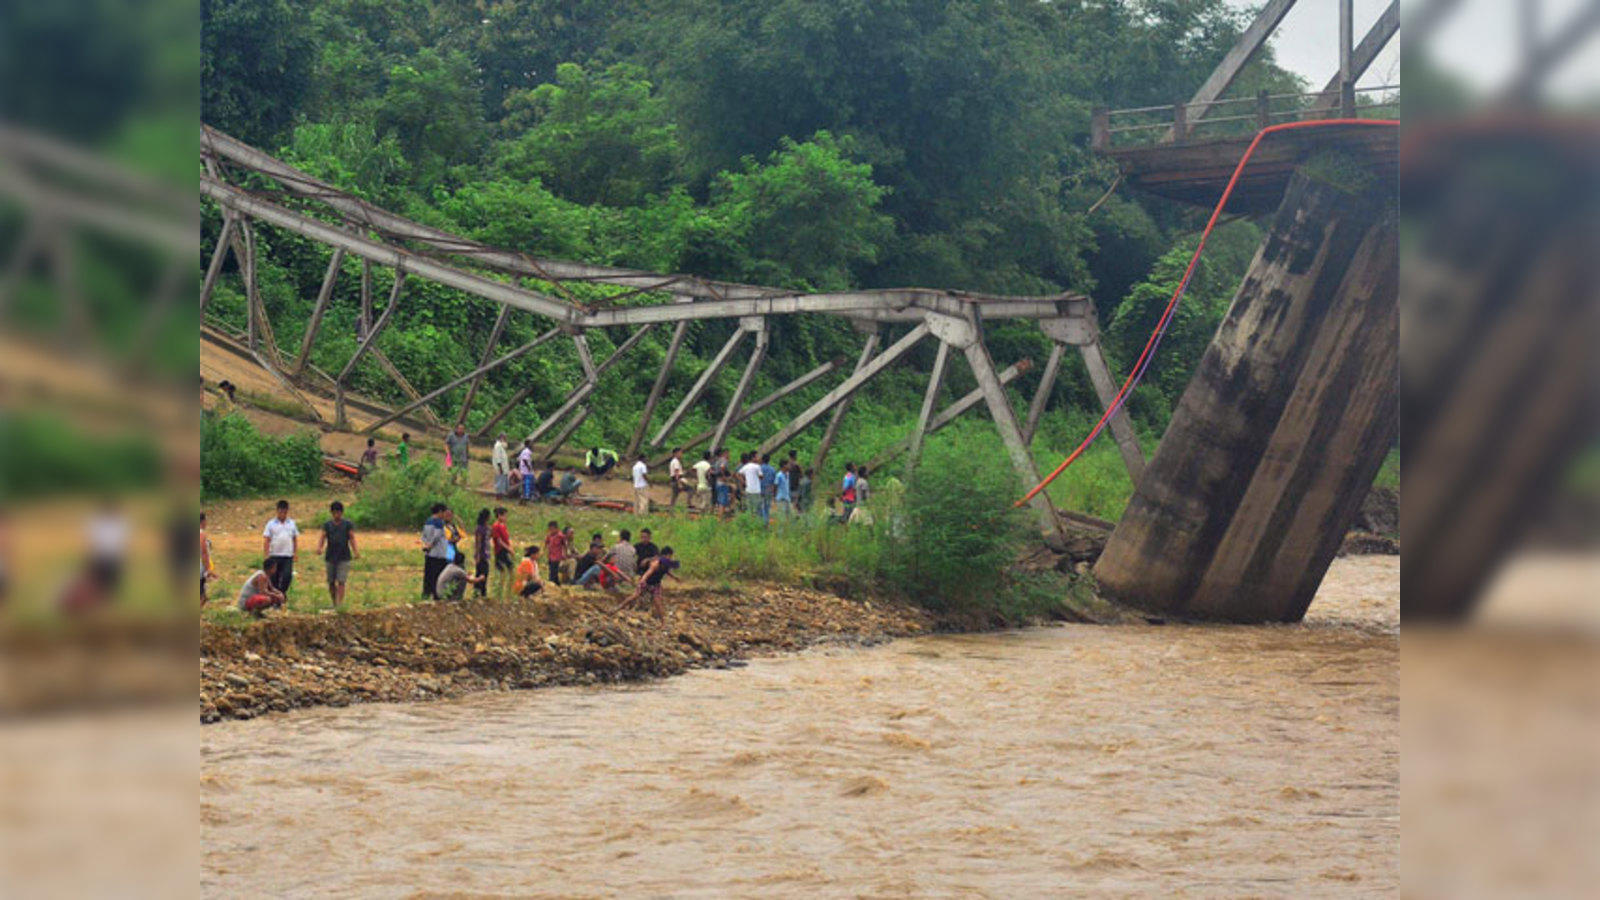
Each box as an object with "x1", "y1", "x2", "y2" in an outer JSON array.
[
  {"x1": 634, "y1": 528, "x2": 659, "y2": 565},
  {"x1": 316, "y1": 500, "x2": 358, "y2": 609}
]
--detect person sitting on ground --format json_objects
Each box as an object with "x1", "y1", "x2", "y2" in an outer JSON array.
[
  {"x1": 514, "y1": 545, "x2": 544, "y2": 598},
  {"x1": 569, "y1": 533, "x2": 605, "y2": 586},
  {"x1": 491, "y1": 507, "x2": 514, "y2": 598},
  {"x1": 585, "y1": 446, "x2": 618, "y2": 477},
  {"x1": 576, "y1": 529, "x2": 637, "y2": 592},
  {"x1": 435, "y1": 558, "x2": 485, "y2": 602},
  {"x1": 359, "y1": 438, "x2": 379, "y2": 479},
  {"x1": 552, "y1": 469, "x2": 582, "y2": 503},
  {"x1": 238, "y1": 558, "x2": 286, "y2": 617},
  {"x1": 615, "y1": 546, "x2": 681, "y2": 623},
  {"x1": 534, "y1": 460, "x2": 556, "y2": 500},
  {"x1": 634, "y1": 528, "x2": 659, "y2": 565}
]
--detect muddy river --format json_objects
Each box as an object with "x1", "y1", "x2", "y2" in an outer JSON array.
[{"x1": 202, "y1": 556, "x2": 1397, "y2": 897}]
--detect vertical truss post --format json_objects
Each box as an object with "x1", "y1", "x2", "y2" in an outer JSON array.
[
  {"x1": 454, "y1": 305, "x2": 512, "y2": 428},
  {"x1": 1024, "y1": 341, "x2": 1066, "y2": 444},
  {"x1": 651, "y1": 323, "x2": 751, "y2": 448},
  {"x1": 291, "y1": 246, "x2": 344, "y2": 376},
  {"x1": 904, "y1": 338, "x2": 951, "y2": 478},
  {"x1": 1041, "y1": 314, "x2": 1145, "y2": 483},
  {"x1": 627, "y1": 316, "x2": 691, "y2": 459},
  {"x1": 1339, "y1": 0, "x2": 1355, "y2": 116},
  {"x1": 813, "y1": 327, "x2": 881, "y2": 472},
  {"x1": 710, "y1": 317, "x2": 768, "y2": 453},
  {"x1": 198, "y1": 215, "x2": 236, "y2": 314},
  {"x1": 931, "y1": 311, "x2": 1058, "y2": 533},
  {"x1": 336, "y1": 268, "x2": 405, "y2": 385},
  {"x1": 1076, "y1": 341, "x2": 1146, "y2": 483},
  {"x1": 358, "y1": 259, "x2": 372, "y2": 338},
  {"x1": 866, "y1": 358, "x2": 1032, "y2": 473}
]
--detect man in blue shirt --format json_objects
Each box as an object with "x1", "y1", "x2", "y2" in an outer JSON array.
[
  {"x1": 758, "y1": 453, "x2": 778, "y2": 524},
  {"x1": 773, "y1": 462, "x2": 793, "y2": 520}
]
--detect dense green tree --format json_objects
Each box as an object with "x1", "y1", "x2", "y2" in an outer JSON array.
[{"x1": 201, "y1": 0, "x2": 315, "y2": 146}]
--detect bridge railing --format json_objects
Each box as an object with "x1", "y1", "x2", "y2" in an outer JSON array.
[{"x1": 1091, "y1": 84, "x2": 1399, "y2": 151}]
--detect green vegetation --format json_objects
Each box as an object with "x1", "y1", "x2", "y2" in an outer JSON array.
[
  {"x1": 200, "y1": 412, "x2": 323, "y2": 499},
  {"x1": 0, "y1": 412, "x2": 164, "y2": 502},
  {"x1": 337, "y1": 458, "x2": 477, "y2": 531},
  {"x1": 198, "y1": 0, "x2": 1311, "y2": 517}
]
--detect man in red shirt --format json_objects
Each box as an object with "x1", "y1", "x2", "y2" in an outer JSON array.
[
  {"x1": 490, "y1": 507, "x2": 514, "y2": 598},
  {"x1": 542, "y1": 520, "x2": 567, "y2": 585}
]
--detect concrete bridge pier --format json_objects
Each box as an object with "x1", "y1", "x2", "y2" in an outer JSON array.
[{"x1": 1093, "y1": 155, "x2": 1398, "y2": 622}]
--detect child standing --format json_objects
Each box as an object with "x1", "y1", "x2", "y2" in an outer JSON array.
[
  {"x1": 490, "y1": 507, "x2": 514, "y2": 598},
  {"x1": 316, "y1": 500, "x2": 358, "y2": 609},
  {"x1": 542, "y1": 521, "x2": 567, "y2": 585}
]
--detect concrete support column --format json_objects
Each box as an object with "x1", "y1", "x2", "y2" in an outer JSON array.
[{"x1": 1094, "y1": 160, "x2": 1398, "y2": 622}]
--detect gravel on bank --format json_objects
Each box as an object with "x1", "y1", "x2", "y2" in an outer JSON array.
[{"x1": 200, "y1": 584, "x2": 932, "y2": 723}]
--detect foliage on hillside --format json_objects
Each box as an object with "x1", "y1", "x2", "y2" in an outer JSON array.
[
  {"x1": 200, "y1": 0, "x2": 1300, "y2": 494},
  {"x1": 200, "y1": 412, "x2": 324, "y2": 499}
]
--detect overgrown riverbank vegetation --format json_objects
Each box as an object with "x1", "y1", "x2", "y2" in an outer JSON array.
[{"x1": 200, "y1": 0, "x2": 1319, "y2": 501}]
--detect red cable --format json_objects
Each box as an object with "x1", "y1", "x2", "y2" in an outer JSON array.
[{"x1": 1016, "y1": 118, "x2": 1399, "y2": 507}]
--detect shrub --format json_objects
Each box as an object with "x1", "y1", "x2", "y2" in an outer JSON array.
[
  {"x1": 340, "y1": 458, "x2": 476, "y2": 531},
  {"x1": 200, "y1": 412, "x2": 323, "y2": 499},
  {"x1": 880, "y1": 432, "x2": 1033, "y2": 612},
  {"x1": 0, "y1": 412, "x2": 163, "y2": 501}
]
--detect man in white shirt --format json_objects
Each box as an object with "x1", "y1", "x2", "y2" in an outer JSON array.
[
  {"x1": 691, "y1": 452, "x2": 713, "y2": 511},
  {"x1": 261, "y1": 499, "x2": 299, "y2": 596},
  {"x1": 491, "y1": 434, "x2": 510, "y2": 497},
  {"x1": 667, "y1": 448, "x2": 688, "y2": 509},
  {"x1": 631, "y1": 455, "x2": 651, "y2": 515},
  {"x1": 738, "y1": 452, "x2": 763, "y2": 515}
]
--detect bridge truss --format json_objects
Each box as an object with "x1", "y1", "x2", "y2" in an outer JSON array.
[{"x1": 199, "y1": 126, "x2": 1146, "y2": 529}]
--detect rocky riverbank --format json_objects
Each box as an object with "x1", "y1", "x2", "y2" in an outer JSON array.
[{"x1": 200, "y1": 584, "x2": 933, "y2": 722}]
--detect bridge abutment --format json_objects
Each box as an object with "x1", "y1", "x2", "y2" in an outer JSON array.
[{"x1": 1094, "y1": 154, "x2": 1397, "y2": 622}]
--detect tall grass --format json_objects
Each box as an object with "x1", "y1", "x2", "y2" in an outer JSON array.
[{"x1": 201, "y1": 411, "x2": 323, "y2": 499}]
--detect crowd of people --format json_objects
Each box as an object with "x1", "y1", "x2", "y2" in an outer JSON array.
[
  {"x1": 220, "y1": 497, "x2": 683, "y2": 623},
  {"x1": 210, "y1": 428, "x2": 884, "y2": 624}
]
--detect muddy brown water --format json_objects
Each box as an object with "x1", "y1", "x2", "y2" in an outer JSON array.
[{"x1": 202, "y1": 556, "x2": 1397, "y2": 897}]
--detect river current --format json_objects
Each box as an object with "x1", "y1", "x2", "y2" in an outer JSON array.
[{"x1": 202, "y1": 556, "x2": 1398, "y2": 897}]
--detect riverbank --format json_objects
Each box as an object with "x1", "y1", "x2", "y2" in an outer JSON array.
[{"x1": 200, "y1": 582, "x2": 933, "y2": 722}]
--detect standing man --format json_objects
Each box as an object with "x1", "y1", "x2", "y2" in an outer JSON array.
[
  {"x1": 396, "y1": 433, "x2": 411, "y2": 467},
  {"x1": 738, "y1": 453, "x2": 763, "y2": 519},
  {"x1": 491, "y1": 507, "x2": 514, "y2": 598},
  {"x1": 773, "y1": 462, "x2": 793, "y2": 520},
  {"x1": 758, "y1": 453, "x2": 777, "y2": 524},
  {"x1": 261, "y1": 500, "x2": 298, "y2": 599},
  {"x1": 631, "y1": 454, "x2": 651, "y2": 516},
  {"x1": 518, "y1": 440, "x2": 537, "y2": 502},
  {"x1": 446, "y1": 425, "x2": 471, "y2": 484},
  {"x1": 542, "y1": 521, "x2": 567, "y2": 586},
  {"x1": 316, "y1": 500, "x2": 358, "y2": 609},
  {"x1": 691, "y1": 451, "x2": 713, "y2": 511},
  {"x1": 667, "y1": 448, "x2": 688, "y2": 510},
  {"x1": 420, "y1": 504, "x2": 452, "y2": 599},
  {"x1": 491, "y1": 433, "x2": 510, "y2": 497}
]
